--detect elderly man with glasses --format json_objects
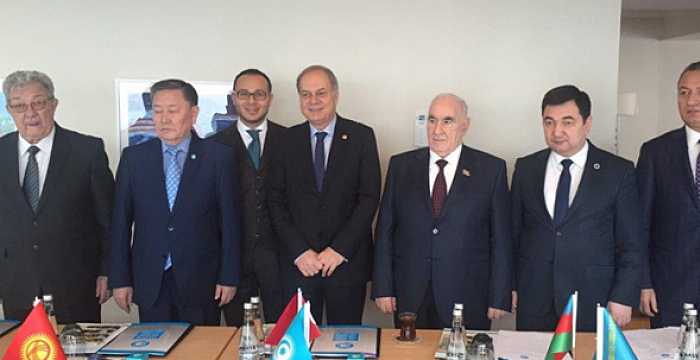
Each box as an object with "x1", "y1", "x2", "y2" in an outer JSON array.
[{"x1": 0, "y1": 70, "x2": 114, "y2": 322}]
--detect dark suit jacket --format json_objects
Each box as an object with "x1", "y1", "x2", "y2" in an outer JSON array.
[
  {"x1": 209, "y1": 121, "x2": 285, "y2": 276},
  {"x1": 512, "y1": 142, "x2": 642, "y2": 331},
  {"x1": 109, "y1": 133, "x2": 241, "y2": 308},
  {"x1": 637, "y1": 127, "x2": 700, "y2": 327},
  {"x1": 267, "y1": 116, "x2": 381, "y2": 286},
  {"x1": 0, "y1": 124, "x2": 114, "y2": 322},
  {"x1": 372, "y1": 146, "x2": 512, "y2": 329}
]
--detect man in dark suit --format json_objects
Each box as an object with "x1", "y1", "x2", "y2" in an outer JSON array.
[
  {"x1": 268, "y1": 65, "x2": 381, "y2": 324},
  {"x1": 372, "y1": 94, "x2": 512, "y2": 329},
  {"x1": 512, "y1": 85, "x2": 642, "y2": 331},
  {"x1": 0, "y1": 70, "x2": 114, "y2": 322},
  {"x1": 110, "y1": 79, "x2": 241, "y2": 325},
  {"x1": 210, "y1": 69, "x2": 285, "y2": 325},
  {"x1": 638, "y1": 61, "x2": 700, "y2": 328}
]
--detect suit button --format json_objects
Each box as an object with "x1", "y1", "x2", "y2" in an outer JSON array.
[
  {"x1": 556, "y1": 231, "x2": 562, "y2": 237},
  {"x1": 33, "y1": 221, "x2": 38, "y2": 227},
  {"x1": 168, "y1": 226, "x2": 175, "y2": 232},
  {"x1": 32, "y1": 244, "x2": 39, "y2": 251},
  {"x1": 432, "y1": 228, "x2": 439, "y2": 235},
  {"x1": 255, "y1": 234, "x2": 261, "y2": 239}
]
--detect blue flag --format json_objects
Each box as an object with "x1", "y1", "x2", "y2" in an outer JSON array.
[
  {"x1": 272, "y1": 306, "x2": 313, "y2": 360},
  {"x1": 594, "y1": 306, "x2": 638, "y2": 360}
]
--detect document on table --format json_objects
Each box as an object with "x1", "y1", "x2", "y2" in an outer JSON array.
[
  {"x1": 493, "y1": 331, "x2": 552, "y2": 359},
  {"x1": 624, "y1": 327, "x2": 678, "y2": 359}
]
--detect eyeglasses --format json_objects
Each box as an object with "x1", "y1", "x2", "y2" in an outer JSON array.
[
  {"x1": 7, "y1": 98, "x2": 54, "y2": 113},
  {"x1": 235, "y1": 90, "x2": 268, "y2": 101}
]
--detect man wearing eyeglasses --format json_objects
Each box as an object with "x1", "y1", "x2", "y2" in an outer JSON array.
[
  {"x1": 0, "y1": 70, "x2": 114, "y2": 322},
  {"x1": 372, "y1": 94, "x2": 512, "y2": 329},
  {"x1": 268, "y1": 65, "x2": 381, "y2": 324},
  {"x1": 210, "y1": 69, "x2": 285, "y2": 325}
]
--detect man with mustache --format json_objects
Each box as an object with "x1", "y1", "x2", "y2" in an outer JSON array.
[{"x1": 372, "y1": 93, "x2": 512, "y2": 329}]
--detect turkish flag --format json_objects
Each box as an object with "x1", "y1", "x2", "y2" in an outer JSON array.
[
  {"x1": 2, "y1": 302, "x2": 66, "y2": 360},
  {"x1": 265, "y1": 289, "x2": 321, "y2": 346}
]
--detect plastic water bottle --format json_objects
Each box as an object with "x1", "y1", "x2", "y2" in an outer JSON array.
[
  {"x1": 42, "y1": 294, "x2": 58, "y2": 335},
  {"x1": 250, "y1": 296, "x2": 266, "y2": 343},
  {"x1": 679, "y1": 303, "x2": 696, "y2": 347},
  {"x1": 239, "y1": 302, "x2": 259, "y2": 360},
  {"x1": 447, "y1": 309, "x2": 466, "y2": 360},
  {"x1": 679, "y1": 309, "x2": 699, "y2": 360}
]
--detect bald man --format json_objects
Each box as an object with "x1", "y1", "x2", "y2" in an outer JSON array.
[{"x1": 372, "y1": 94, "x2": 512, "y2": 329}]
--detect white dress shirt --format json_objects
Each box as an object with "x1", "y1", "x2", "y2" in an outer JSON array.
[
  {"x1": 429, "y1": 145, "x2": 462, "y2": 195},
  {"x1": 237, "y1": 118, "x2": 268, "y2": 155},
  {"x1": 18, "y1": 126, "x2": 56, "y2": 196},
  {"x1": 544, "y1": 142, "x2": 589, "y2": 219},
  {"x1": 686, "y1": 126, "x2": 700, "y2": 180}
]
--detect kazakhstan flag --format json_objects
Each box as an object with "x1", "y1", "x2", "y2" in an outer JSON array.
[
  {"x1": 594, "y1": 306, "x2": 639, "y2": 360},
  {"x1": 272, "y1": 306, "x2": 313, "y2": 360}
]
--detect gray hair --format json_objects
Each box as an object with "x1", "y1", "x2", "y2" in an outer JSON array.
[
  {"x1": 432, "y1": 93, "x2": 469, "y2": 119},
  {"x1": 2, "y1": 70, "x2": 55, "y2": 98},
  {"x1": 296, "y1": 64, "x2": 339, "y2": 92}
]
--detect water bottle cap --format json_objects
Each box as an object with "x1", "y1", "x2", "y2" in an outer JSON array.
[
  {"x1": 454, "y1": 303, "x2": 464, "y2": 311},
  {"x1": 244, "y1": 302, "x2": 253, "y2": 310},
  {"x1": 42, "y1": 294, "x2": 53, "y2": 301},
  {"x1": 688, "y1": 309, "x2": 698, "y2": 316},
  {"x1": 684, "y1": 303, "x2": 695, "y2": 310},
  {"x1": 250, "y1": 297, "x2": 260, "y2": 304},
  {"x1": 453, "y1": 309, "x2": 462, "y2": 316}
]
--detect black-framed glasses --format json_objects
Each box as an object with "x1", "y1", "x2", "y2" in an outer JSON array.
[
  {"x1": 235, "y1": 90, "x2": 268, "y2": 101},
  {"x1": 7, "y1": 97, "x2": 54, "y2": 113}
]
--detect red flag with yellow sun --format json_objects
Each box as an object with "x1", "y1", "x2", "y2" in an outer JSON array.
[{"x1": 2, "y1": 302, "x2": 65, "y2": 360}]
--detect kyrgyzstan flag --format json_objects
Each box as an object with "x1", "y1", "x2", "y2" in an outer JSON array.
[
  {"x1": 2, "y1": 302, "x2": 66, "y2": 360},
  {"x1": 265, "y1": 288, "x2": 321, "y2": 346}
]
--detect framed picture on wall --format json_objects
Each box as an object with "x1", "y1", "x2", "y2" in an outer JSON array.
[
  {"x1": 116, "y1": 79, "x2": 238, "y2": 150},
  {"x1": 0, "y1": 79, "x2": 17, "y2": 137}
]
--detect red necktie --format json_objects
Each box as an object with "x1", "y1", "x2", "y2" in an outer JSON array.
[{"x1": 432, "y1": 159, "x2": 448, "y2": 218}]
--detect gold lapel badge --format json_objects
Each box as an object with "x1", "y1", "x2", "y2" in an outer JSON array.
[
  {"x1": 341, "y1": 134, "x2": 349, "y2": 140},
  {"x1": 462, "y1": 169, "x2": 471, "y2": 177}
]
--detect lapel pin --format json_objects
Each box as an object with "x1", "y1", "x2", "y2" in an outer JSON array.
[
  {"x1": 462, "y1": 169, "x2": 471, "y2": 177},
  {"x1": 341, "y1": 134, "x2": 348, "y2": 140},
  {"x1": 593, "y1": 163, "x2": 600, "y2": 170},
  {"x1": 191, "y1": 154, "x2": 197, "y2": 160}
]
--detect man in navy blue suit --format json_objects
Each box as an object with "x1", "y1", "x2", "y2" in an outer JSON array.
[
  {"x1": 638, "y1": 61, "x2": 700, "y2": 327},
  {"x1": 512, "y1": 85, "x2": 642, "y2": 331},
  {"x1": 372, "y1": 93, "x2": 512, "y2": 329},
  {"x1": 110, "y1": 79, "x2": 241, "y2": 325}
]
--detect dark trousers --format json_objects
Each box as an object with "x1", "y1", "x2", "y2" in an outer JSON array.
[
  {"x1": 138, "y1": 270, "x2": 220, "y2": 326},
  {"x1": 285, "y1": 276, "x2": 365, "y2": 325},
  {"x1": 395, "y1": 281, "x2": 447, "y2": 329},
  {"x1": 223, "y1": 269, "x2": 283, "y2": 327},
  {"x1": 516, "y1": 299, "x2": 558, "y2": 331}
]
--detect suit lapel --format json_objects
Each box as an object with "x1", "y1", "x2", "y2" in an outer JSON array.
[
  {"x1": 36, "y1": 126, "x2": 70, "y2": 215},
  {"x1": 674, "y1": 128, "x2": 700, "y2": 210},
  {"x1": 298, "y1": 123, "x2": 317, "y2": 194},
  {"x1": 172, "y1": 133, "x2": 203, "y2": 214},
  {"x1": 146, "y1": 139, "x2": 171, "y2": 214},
  {"x1": 414, "y1": 149, "x2": 432, "y2": 215},
  {"x1": 0, "y1": 133, "x2": 34, "y2": 216},
  {"x1": 562, "y1": 143, "x2": 598, "y2": 224},
  {"x1": 531, "y1": 150, "x2": 552, "y2": 225},
  {"x1": 440, "y1": 145, "x2": 472, "y2": 218},
  {"x1": 323, "y1": 117, "x2": 350, "y2": 195},
  {"x1": 260, "y1": 122, "x2": 280, "y2": 172}
]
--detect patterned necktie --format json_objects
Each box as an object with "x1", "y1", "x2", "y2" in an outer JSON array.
[
  {"x1": 432, "y1": 159, "x2": 448, "y2": 218},
  {"x1": 165, "y1": 148, "x2": 182, "y2": 211},
  {"x1": 23, "y1": 146, "x2": 41, "y2": 213},
  {"x1": 314, "y1": 131, "x2": 328, "y2": 192},
  {"x1": 553, "y1": 159, "x2": 573, "y2": 226},
  {"x1": 247, "y1": 129, "x2": 262, "y2": 170}
]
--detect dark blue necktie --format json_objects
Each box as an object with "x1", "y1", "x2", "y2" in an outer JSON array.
[
  {"x1": 314, "y1": 131, "x2": 327, "y2": 192},
  {"x1": 553, "y1": 159, "x2": 573, "y2": 227},
  {"x1": 23, "y1": 146, "x2": 40, "y2": 213}
]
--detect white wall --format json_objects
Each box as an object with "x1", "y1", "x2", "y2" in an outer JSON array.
[
  {"x1": 618, "y1": 20, "x2": 700, "y2": 162},
  {"x1": 1, "y1": 0, "x2": 623, "y2": 325}
]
